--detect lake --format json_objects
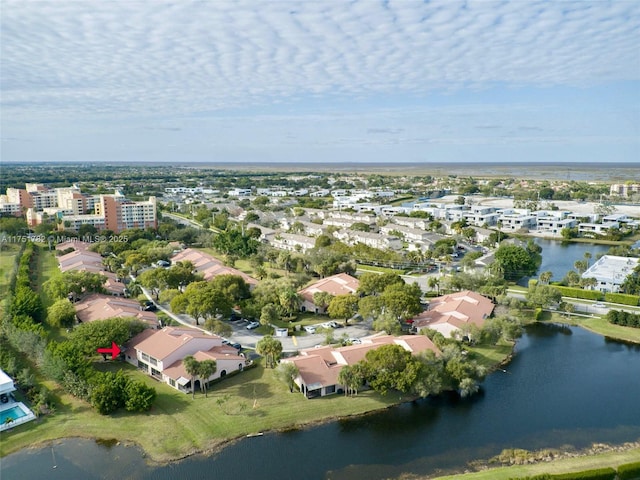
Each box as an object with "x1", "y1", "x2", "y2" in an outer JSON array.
[
  {"x1": 519, "y1": 238, "x2": 610, "y2": 286},
  {"x1": 3, "y1": 324, "x2": 640, "y2": 480}
]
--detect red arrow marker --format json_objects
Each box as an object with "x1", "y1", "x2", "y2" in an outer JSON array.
[{"x1": 97, "y1": 342, "x2": 121, "y2": 360}]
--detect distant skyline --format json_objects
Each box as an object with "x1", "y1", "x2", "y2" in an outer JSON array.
[{"x1": 1, "y1": 1, "x2": 639, "y2": 164}]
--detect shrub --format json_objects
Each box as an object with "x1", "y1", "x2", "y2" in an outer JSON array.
[
  {"x1": 553, "y1": 286, "x2": 603, "y2": 301},
  {"x1": 604, "y1": 292, "x2": 640, "y2": 306},
  {"x1": 617, "y1": 461, "x2": 640, "y2": 480}
]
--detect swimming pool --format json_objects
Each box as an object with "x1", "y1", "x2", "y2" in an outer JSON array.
[{"x1": 0, "y1": 405, "x2": 26, "y2": 424}]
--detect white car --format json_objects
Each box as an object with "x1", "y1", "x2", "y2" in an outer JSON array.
[
  {"x1": 592, "y1": 303, "x2": 606, "y2": 309},
  {"x1": 304, "y1": 325, "x2": 317, "y2": 334}
]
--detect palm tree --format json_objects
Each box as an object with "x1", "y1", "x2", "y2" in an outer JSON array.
[
  {"x1": 256, "y1": 336, "x2": 283, "y2": 368},
  {"x1": 539, "y1": 271, "x2": 553, "y2": 285},
  {"x1": 584, "y1": 251, "x2": 592, "y2": 268},
  {"x1": 183, "y1": 355, "x2": 199, "y2": 399},
  {"x1": 197, "y1": 359, "x2": 217, "y2": 398},
  {"x1": 427, "y1": 276, "x2": 440, "y2": 294}
]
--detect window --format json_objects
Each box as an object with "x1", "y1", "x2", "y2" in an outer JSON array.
[
  {"x1": 141, "y1": 352, "x2": 149, "y2": 362},
  {"x1": 169, "y1": 379, "x2": 176, "y2": 387},
  {"x1": 325, "y1": 385, "x2": 335, "y2": 394}
]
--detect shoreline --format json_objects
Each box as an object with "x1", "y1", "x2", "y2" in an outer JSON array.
[
  {"x1": 2, "y1": 325, "x2": 637, "y2": 467},
  {"x1": 429, "y1": 441, "x2": 640, "y2": 480}
]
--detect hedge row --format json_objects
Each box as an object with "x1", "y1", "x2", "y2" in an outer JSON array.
[
  {"x1": 510, "y1": 462, "x2": 640, "y2": 480},
  {"x1": 552, "y1": 285, "x2": 603, "y2": 301},
  {"x1": 604, "y1": 293, "x2": 640, "y2": 307},
  {"x1": 617, "y1": 461, "x2": 640, "y2": 480},
  {"x1": 551, "y1": 467, "x2": 616, "y2": 480}
]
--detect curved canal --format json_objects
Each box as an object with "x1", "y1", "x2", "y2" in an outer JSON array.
[{"x1": 3, "y1": 323, "x2": 640, "y2": 480}]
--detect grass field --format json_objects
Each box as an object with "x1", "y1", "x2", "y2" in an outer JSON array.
[
  {"x1": 431, "y1": 446, "x2": 640, "y2": 480},
  {"x1": 0, "y1": 360, "x2": 404, "y2": 462},
  {"x1": 0, "y1": 245, "x2": 20, "y2": 317},
  {"x1": 545, "y1": 313, "x2": 640, "y2": 344}
]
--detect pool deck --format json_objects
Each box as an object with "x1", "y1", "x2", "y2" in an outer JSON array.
[{"x1": 0, "y1": 399, "x2": 36, "y2": 432}]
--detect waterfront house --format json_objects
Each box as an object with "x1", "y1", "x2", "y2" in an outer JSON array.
[
  {"x1": 282, "y1": 334, "x2": 440, "y2": 398},
  {"x1": 125, "y1": 327, "x2": 247, "y2": 393},
  {"x1": 581, "y1": 255, "x2": 640, "y2": 294},
  {"x1": 412, "y1": 290, "x2": 494, "y2": 338}
]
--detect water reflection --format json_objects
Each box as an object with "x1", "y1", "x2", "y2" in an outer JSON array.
[{"x1": 3, "y1": 325, "x2": 639, "y2": 480}]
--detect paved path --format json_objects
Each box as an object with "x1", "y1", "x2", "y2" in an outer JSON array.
[{"x1": 138, "y1": 284, "x2": 373, "y2": 353}]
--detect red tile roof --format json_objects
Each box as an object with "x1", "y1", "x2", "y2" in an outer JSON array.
[
  {"x1": 287, "y1": 333, "x2": 440, "y2": 390},
  {"x1": 412, "y1": 290, "x2": 494, "y2": 331},
  {"x1": 126, "y1": 326, "x2": 219, "y2": 361},
  {"x1": 75, "y1": 293, "x2": 159, "y2": 327},
  {"x1": 298, "y1": 273, "x2": 360, "y2": 304},
  {"x1": 171, "y1": 248, "x2": 258, "y2": 285}
]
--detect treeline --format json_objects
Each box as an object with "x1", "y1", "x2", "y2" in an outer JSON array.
[
  {"x1": 606, "y1": 310, "x2": 640, "y2": 329},
  {"x1": 1, "y1": 242, "x2": 156, "y2": 416}
]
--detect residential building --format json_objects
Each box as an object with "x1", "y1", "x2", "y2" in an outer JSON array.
[
  {"x1": 171, "y1": 248, "x2": 258, "y2": 287},
  {"x1": 578, "y1": 222, "x2": 619, "y2": 236},
  {"x1": 125, "y1": 327, "x2": 247, "y2": 393},
  {"x1": 463, "y1": 206, "x2": 499, "y2": 226},
  {"x1": 412, "y1": 290, "x2": 494, "y2": 338},
  {"x1": 298, "y1": 273, "x2": 360, "y2": 313},
  {"x1": 379, "y1": 224, "x2": 430, "y2": 243},
  {"x1": 536, "y1": 217, "x2": 577, "y2": 235},
  {"x1": 498, "y1": 209, "x2": 537, "y2": 231},
  {"x1": 96, "y1": 193, "x2": 157, "y2": 232},
  {"x1": 75, "y1": 293, "x2": 159, "y2": 327},
  {"x1": 581, "y1": 255, "x2": 640, "y2": 293},
  {"x1": 332, "y1": 230, "x2": 402, "y2": 250},
  {"x1": 270, "y1": 232, "x2": 316, "y2": 253},
  {"x1": 610, "y1": 184, "x2": 640, "y2": 197},
  {"x1": 282, "y1": 334, "x2": 440, "y2": 398}
]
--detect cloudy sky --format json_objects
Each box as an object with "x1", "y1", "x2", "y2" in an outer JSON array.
[{"x1": 2, "y1": 1, "x2": 639, "y2": 164}]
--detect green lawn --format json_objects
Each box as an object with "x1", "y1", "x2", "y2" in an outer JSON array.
[
  {"x1": 0, "y1": 361, "x2": 403, "y2": 462},
  {"x1": 467, "y1": 339, "x2": 515, "y2": 370},
  {"x1": 544, "y1": 313, "x2": 640, "y2": 344},
  {"x1": 35, "y1": 247, "x2": 61, "y2": 309},
  {"x1": 431, "y1": 447, "x2": 640, "y2": 480},
  {"x1": 357, "y1": 264, "x2": 407, "y2": 275},
  {"x1": 0, "y1": 245, "x2": 20, "y2": 317}
]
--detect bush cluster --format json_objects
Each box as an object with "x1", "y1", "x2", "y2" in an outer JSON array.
[{"x1": 607, "y1": 310, "x2": 640, "y2": 329}]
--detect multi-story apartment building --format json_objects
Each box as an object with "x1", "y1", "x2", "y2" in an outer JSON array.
[{"x1": 96, "y1": 193, "x2": 157, "y2": 232}]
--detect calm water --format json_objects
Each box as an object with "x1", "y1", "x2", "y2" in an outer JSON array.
[
  {"x1": 3, "y1": 324, "x2": 640, "y2": 480},
  {"x1": 520, "y1": 238, "x2": 610, "y2": 286}
]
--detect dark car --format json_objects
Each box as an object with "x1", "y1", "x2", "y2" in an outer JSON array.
[{"x1": 141, "y1": 301, "x2": 157, "y2": 311}]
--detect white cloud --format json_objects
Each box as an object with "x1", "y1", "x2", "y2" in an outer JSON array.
[{"x1": 1, "y1": 0, "x2": 638, "y2": 118}]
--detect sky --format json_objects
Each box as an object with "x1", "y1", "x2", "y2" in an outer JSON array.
[{"x1": 1, "y1": 0, "x2": 639, "y2": 165}]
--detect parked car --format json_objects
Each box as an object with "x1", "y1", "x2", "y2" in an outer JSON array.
[
  {"x1": 141, "y1": 301, "x2": 157, "y2": 311},
  {"x1": 304, "y1": 325, "x2": 317, "y2": 334},
  {"x1": 323, "y1": 321, "x2": 341, "y2": 328},
  {"x1": 246, "y1": 321, "x2": 260, "y2": 330}
]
